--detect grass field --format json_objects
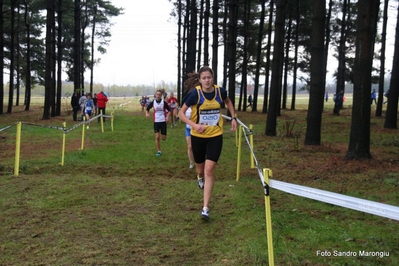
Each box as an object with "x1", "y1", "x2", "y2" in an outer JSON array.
[{"x1": 0, "y1": 97, "x2": 398, "y2": 265}]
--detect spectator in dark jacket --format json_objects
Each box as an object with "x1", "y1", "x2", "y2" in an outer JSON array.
[
  {"x1": 333, "y1": 90, "x2": 344, "y2": 115},
  {"x1": 71, "y1": 92, "x2": 80, "y2": 121},
  {"x1": 247, "y1": 94, "x2": 253, "y2": 108},
  {"x1": 93, "y1": 93, "x2": 98, "y2": 115},
  {"x1": 371, "y1": 89, "x2": 377, "y2": 105},
  {"x1": 384, "y1": 90, "x2": 389, "y2": 104}
]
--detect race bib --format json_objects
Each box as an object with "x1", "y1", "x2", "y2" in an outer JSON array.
[{"x1": 199, "y1": 109, "x2": 220, "y2": 126}]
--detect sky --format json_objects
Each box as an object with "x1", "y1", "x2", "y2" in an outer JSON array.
[
  {"x1": 92, "y1": 0, "x2": 178, "y2": 86},
  {"x1": 93, "y1": 1, "x2": 398, "y2": 87}
]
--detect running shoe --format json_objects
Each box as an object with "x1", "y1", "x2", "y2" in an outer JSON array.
[
  {"x1": 201, "y1": 207, "x2": 209, "y2": 220},
  {"x1": 189, "y1": 163, "x2": 194, "y2": 169},
  {"x1": 156, "y1": 151, "x2": 162, "y2": 157},
  {"x1": 197, "y1": 174, "x2": 204, "y2": 189}
]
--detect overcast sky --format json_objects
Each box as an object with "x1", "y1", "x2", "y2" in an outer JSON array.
[
  {"x1": 93, "y1": 0, "x2": 178, "y2": 86},
  {"x1": 93, "y1": 1, "x2": 397, "y2": 87}
]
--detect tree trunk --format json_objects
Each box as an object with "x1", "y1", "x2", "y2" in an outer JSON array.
[
  {"x1": 43, "y1": 0, "x2": 55, "y2": 119},
  {"x1": 211, "y1": 0, "x2": 219, "y2": 84},
  {"x1": 56, "y1": 0, "x2": 63, "y2": 114},
  {"x1": 8, "y1": 0, "x2": 16, "y2": 114},
  {"x1": 203, "y1": 0, "x2": 210, "y2": 66},
  {"x1": 0, "y1": 0, "x2": 4, "y2": 114},
  {"x1": 376, "y1": 0, "x2": 389, "y2": 117},
  {"x1": 81, "y1": 3, "x2": 88, "y2": 93},
  {"x1": 384, "y1": 2, "x2": 399, "y2": 129},
  {"x1": 266, "y1": 0, "x2": 285, "y2": 136},
  {"x1": 90, "y1": 4, "x2": 97, "y2": 94},
  {"x1": 196, "y1": 0, "x2": 204, "y2": 70},
  {"x1": 74, "y1": 0, "x2": 81, "y2": 93},
  {"x1": 186, "y1": 0, "x2": 197, "y2": 75},
  {"x1": 239, "y1": 0, "x2": 250, "y2": 112},
  {"x1": 304, "y1": 0, "x2": 326, "y2": 146},
  {"x1": 334, "y1": 0, "x2": 348, "y2": 115},
  {"x1": 282, "y1": 9, "x2": 292, "y2": 110},
  {"x1": 181, "y1": 0, "x2": 188, "y2": 95},
  {"x1": 227, "y1": 0, "x2": 237, "y2": 111},
  {"x1": 222, "y1": 1, "x2": 228, "y2": 89},
  {"x1": 177, "y1": 0, "x2": 182, "y2": 102},
  {"x1": 322, "y1": 0, "x2": 333, "y2": 109},
  {"x1": 346, "y1": 0, "x2": 379, "y2": 159},
  {"x1": 51, "y1": 0, "x2": 57, "y2": 117},
  {"x1": 16, "y1": 4, "x2": 20, "y2": 106},
  {"x1": 24, "y1": 0, "x2": 31, "y2": 111},
  {"x1": 262, "y1": 0, "x2": 274, "y2": 114},
  {"x1": 290, "y1": 0, "x2": 300, "y2": 111},
  {"x1": 253, "y1": 0, "x2": 265, "y2": 113}
]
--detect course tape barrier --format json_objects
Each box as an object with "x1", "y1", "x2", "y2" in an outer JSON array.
[
  {"x1": 269, "y1": 179, "x2": 399, "y2": 221},
  {"x1": 1, "y1": 100, "x2": 127, "y2": 134},
  {"x1": 2, "y1": 101, "x2": 133, "y2": 173},
  {"x1": 0, "y1": 123, "x2": 17, "y2": 133},
  {"x1": 222, "y1": 114, "x2": 253, "y2": 134},
  {"x1": 230, "y1": 114, "x2": 399, "y2": 222},
  {"x1": 0, "y1": 113, "x2": 114, "y2": 134},
  {"x1": 115, "y1": 101, "x2": 131, "y2": 108},
  {"x1": 22, "y1": 122, "x2": 65, "y2": 131}
]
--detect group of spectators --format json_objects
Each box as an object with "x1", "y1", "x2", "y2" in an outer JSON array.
[
  {"x1": 331, "y1": 89, "x2": 389, "y2": 115},
  {"x1": 71, "y1": 91, "x2": 108, "y2": 124},
  {"x1": 371, "y1": 89, "x2": 390, "y2": 105},
  {"x1": 140, "y1": 96, "x2": 152, "y2": 111}
]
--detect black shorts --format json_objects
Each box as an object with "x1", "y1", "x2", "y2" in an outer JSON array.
[
  {"x1": 154, "y1": 122, "x2": 167, "y2": 135},
  {"x1": 191, "y1": 135, "x2": 223, "y2": 163}
]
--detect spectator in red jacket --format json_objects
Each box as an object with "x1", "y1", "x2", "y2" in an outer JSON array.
[{"x1": 97, "y1": 91, "x2": 108, "y2": 122}]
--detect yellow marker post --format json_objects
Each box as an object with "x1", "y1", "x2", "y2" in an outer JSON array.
[
  {"x1": 235, "y1": 125, "x2": 238, "y2": 147},
  {"x1": 100, "y1": 110, "x2": 104, "y2": 133},
  {"x1": 236, "y1": 125, "x2": 242, "y2": 182},
  {"x1": 80, "y1": 118, "x2": 86, "y2": 150},
  {"x1": 61, "y1": 122, "x2": 66, "y2": 166},
  {"x1": 111, "y1": 112, "x2": 114, "y2": 132},
  {"x1": 235, "y1": 116, "x2": 239, "y2": 147},
  {"x1": 14, "y1": 122, "x2": 22, "y2": 176},
  {"x1": 263, "y1": 168, "x2": 275, "y2": 266},
  {"x1": 249, "y1": 124, "x2": 255, "y2": 168}
]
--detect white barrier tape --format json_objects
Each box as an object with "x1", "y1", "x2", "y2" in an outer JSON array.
[
  {"x1": 22, "y1": 122, "x2": 64, "y2": 131},
  {"x1": 269, "y1": 179, "x2": 399, "y2": 221},
  {"x1": 241, "y1": 126, "x2": 264, "y2": 180},
  {"x1": 0, "y1": 123, "x2": 17, "y2": 132},
  {"x1": 239, "y1": 122, "x2": 399, "y2": 221},
  {"x1": 63, "y1": 114, "x2": 113, "y2": 133},
  {"x1": 82, "y1": 114, "x2": 113, "y2": 124},
  {"x1": 86, "y1": 114, "x2": 102, "y2": 124},
  {"x1": 0, "y1": 114, "x2": 108, "y2": 134},
  {"x1": 113, "y1": 101, "x2": 131, "y2": 110},
  {"x1": 1, "y1": 111, "x2": 115, "y2": 139},
  {"x1": 222, "y1": 114, "x2": 253, "y2": 133},
  {"x1": 222, "y1": 114, "x2": 233, "y2": 120},
  {"x1": 64, "y1": 123, "x2": 82, "y2": 133},
  {"x1": 118, "y1": 101, "x2": 131, "y2": 107}
]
